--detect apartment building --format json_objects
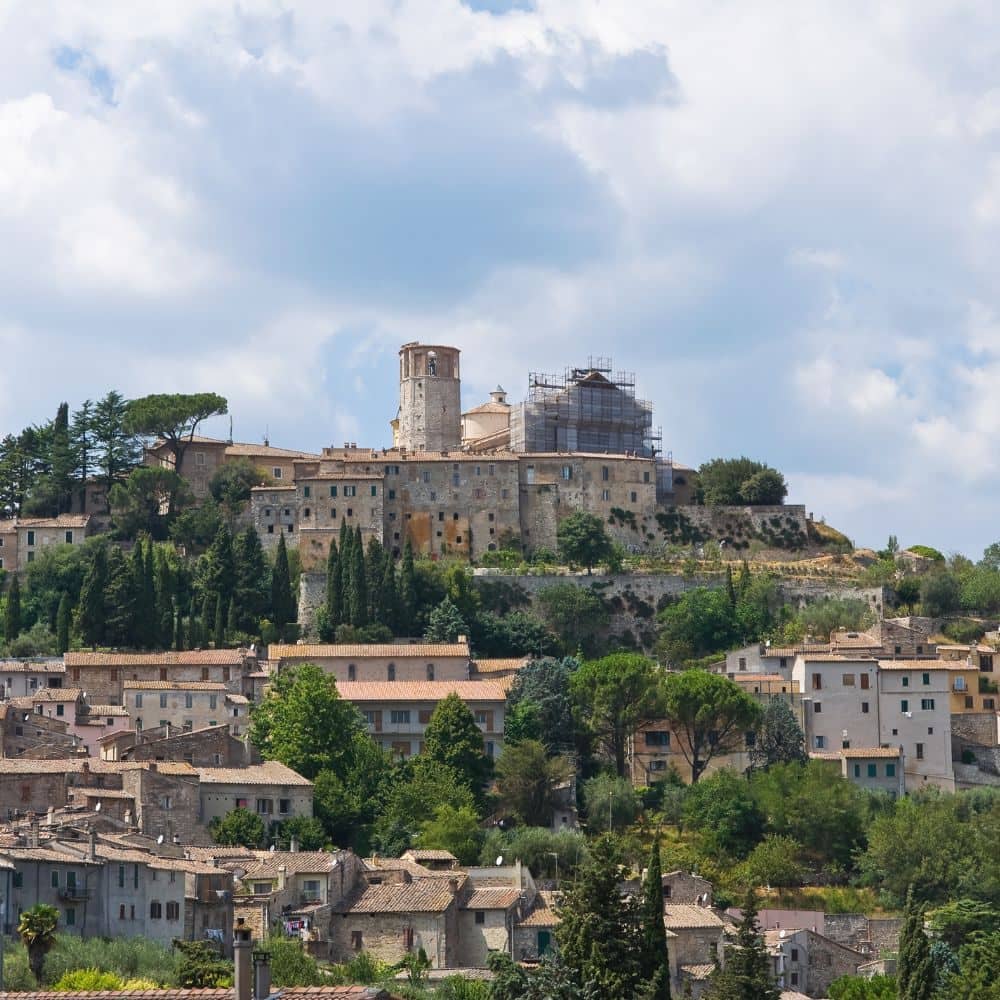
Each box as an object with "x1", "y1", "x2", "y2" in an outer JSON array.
[
  {"x1": 0, "y1": 515, "x2": 93, "y2": 574},
  {"x1": 196, "y1": 762, "x2": 314, "y2": 825},
  {"x1": 268, "y1": 641, "x2": 471, "y2": 684},
  {"x1": 334, "y1": 679, "x2": 510, "y2": 759},
  {"x1": 124, "y1": 681, "x2": 247, "y2": 736}
]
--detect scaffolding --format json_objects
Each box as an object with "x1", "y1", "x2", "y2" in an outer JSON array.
[{"x1": 509, "y1": 357, "x2": 660, "y2": 456}]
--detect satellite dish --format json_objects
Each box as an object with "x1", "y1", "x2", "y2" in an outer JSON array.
[
  {"x1": 94, "y1": 802, "x2": 101, "y2": 812},
  {"x1": 269, "y1": 844, "x2": 276, "y2": 853},
  {"x1": 495, "y1": 856, "x2": 503, "y2": 866},
  {"x1": 156, "y1": 834, "x2": 165, "y2": 845}
]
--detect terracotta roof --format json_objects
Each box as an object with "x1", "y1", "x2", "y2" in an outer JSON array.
[
  {"x1": 0, "y1": 759, "x2": 193, "y2": 776},
  {"x1": 65, "y1": 650, "x2": 244, "y2": 667},
  {"x1": 877, "y1": 659, "x2": 968, "y2": 671},
  {"x1": 242, "y1": 851, "x2": 342, "y2": 878},
  {"x1": 123, "y1": 680, "x2": 228, "y2": 691},
  {"x1": 86, "y1": 705, "x2": 130, "y2": 717},
  {"x1": 403, "y1": 849, "x2": 457, "y2": 862},
  {"x1": 334, "y1": 680, "x2": 510, "y2": 702},
  {"x1": 269, "y1": 643, "x2": 469, "y2": 660},
  {"x1": 680, "y1": 964, "x2": 716, "y2": 981},
  {"x1": 462, "y1": 887, "x2": 521, "y2": 910},
  {"x1": 473, "y1": 658, "x2": 530, "y2": 674},
  {"x1": 463, "y1": 401, "x2": 511, "y2": 415},
  {"x1": 15, "y1": 688, "x2": 82, "y2": 702},
  {"x1": 250, "y1": 485, "x2": 296, "y2": 492},
  {"x1": 517, "y1": 891, "x2": 560, "y2": 927},
  {"x1": 809, "y1": 752, "x2": 843, "y2": 762},
  {"x1": 839, "y1": 747, "x2": 902, "y2": 759},
  {"x1": 80, "y1": 789, "x2": 136, "y2": 799},
  {"x1": 763, "y1": 645, "x2": 831, "y2": 657},
  {"x1": 337, "y1": 878, "x2": 462, "y2": 914},
  {"x1": 0, "y1": 661, "x2": 65, "y2": 673},
  {"x1": 797, "y1": 654, "x2": 877, "y2": 663},
  {"x1": 225, "y1": 443, "x2": 320, "y2": 460},
  {"x1": 663, "y1": 905, "x2": 725, "y2": 929},
  {"x1": 0, "y1": 847, "x2": 102, "y2": 865},
  {"x1": 195, "y1": 763, "x2": 312, "y2": 787},
  {"x1": 225, "y1": 694, "x2": 249, "y2": 704},
  {"x1": 364, "y1": 857, "x2": 450, "y2": 880},
  {"x1": 12, "y1": 515, "x2": 91, "y2": 528}
]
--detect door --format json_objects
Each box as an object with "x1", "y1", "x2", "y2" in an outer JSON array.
[{"x1": 537, "y1": 930, "x2": 551, "y2": 955}]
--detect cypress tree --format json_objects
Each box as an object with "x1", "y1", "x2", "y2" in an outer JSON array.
[
  {"x1": 130, "y1": 541, "x2": 149, "y2": 647},
  {"x1": 270, "y1": 532, "x2": 295, "y2": 637},
  {"x1": 640, "y1": 841, "x2": 671, "y2": 999},
  {"x1": 204, "y1": 524, "x2": 236, "y2": 610},
  {"x1": 899, "y1": 888, "x2": 935, "y2": 1000},
  {"x1": 725, "y1": 565, "x2": 736, "y2": 608},
  {"x1": 186, "y1": 596, "x2": 198, "y2": 649},
  {"x1": 366, "y1": 536, "x2": 385, "y2": 622},
  {"x1": 174, "y1": 602, "x2": 184, "y2": 651},
  {"x1": 213, "y1": 595, "x2": 225, "y2": 649},
  {"x1": 227, "y1": 596, "x2": 238, "y2": 639},
  {"x1": 379, "y1": 552, "x2": 398, "y2": 633},
  {"x1": 709, "y1": 891, "x2": 780, "y2": 1000},
  {"x1": 78, "y1": 545, "x2": 107, "y2": 648},
  {"x1": 349, "y1": 527, "x2": 367, "y2": 627},
  {"x1": 4, "y1": 574, "x2": 22, "y2": 642},
  {"x1": 201, "y1": 594, "x2": 214, "y2": 647},
  {"x1": 398, "y1": 539, "x2": 416, "y2": 634},
  {"x1": 233, "y1": 528, "x2": 268, "y2": 633},
  {"x1": 56, "y1": 593, "x2": 71, "y2": 655},
  {"x1": 104, "y1": 546, "x2": 137, "y2": 647},
  {"x1": 325, "y1": 537, "x2": 342, "y2": 629},
  {"x1": 153, "y1": 548, "x2": 173, "y2": 648}
]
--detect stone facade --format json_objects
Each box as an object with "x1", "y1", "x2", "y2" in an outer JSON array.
[
  {"x1": 124, "y1": 681, "x2": 247, "y2": 736},
  {"x1": 0, "y1": 515, "x2": 93, "y2": 574},
  {"x1": 267, "y1": 642, "x2": 471, "y2": 683},
  {"x1": 196, "y1": 763, "x2": 313, "y2": 825},
  {"x1": 662, "y1": 871, "x2": 714, "y2": 905},
  {"x1": 119, "y1": 725, "x2": 255, "y2": 767},
  {"x1": 768, "y1": 928, "x2": 865, "y2": 997},
  {"x1": 395, "y1": 343, "x2": 463, "y2": 453}
]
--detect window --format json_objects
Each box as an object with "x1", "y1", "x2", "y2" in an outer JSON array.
[
  {"x1": 812, "y1": 673, "x2": 822, "y2": 690},
  {"x1": 902, "y1": 676, "x2": 909, "y2": 687},
  {"x1": 303, "y1": 485, "x2": 311, "y2": 498},
  {"x1": 344, "y1": 485, "x2": 356, "y2": 497},
  {"x1": 303, "y1": 507, "x2": 311, "y2": 518},
  {"x1": 418, "y1": 709, "x2": 433, "y2": 724},
  {"x1": 427, "y1": 664, "x2": 435, "y2": 680},
  {"x1": 202, "y1": 668, "x2": 210, "y2": 681},
  {"x1": 387, "y1": 664, "x2": 396, "y2": 681},
  {"x1": 842, "y1": 739, "x2": 851, "y2": 749},
  {"x1": 814, "y1": 736, "x2": 825, "y2": 749},
  {"x1": 303, "y1": 879, "x2": 321, "y2": 898},
  {"x1": 452, "y1": 473, "x2": 460, "y2": 486},
  {"x1": 65, "y1": 907, "x2": 75, "y2": 927},
  {"x1": 351, "y1": 931, "x2": 364, "y2": 951},
  {"x1": 390, "y1": 710, "x2": 411, "y2": 724},
  {"x1": 56, "y1": 704, "x2": 64, "y2": 717},
  {"x1": 330, "y1": 485, "x2": 338, "y2": 497},
  {"x1": 867, "y1": 764, "x2": 877, "y2": 778},
  {"x1": 159, "y1": 693, "x2": 168, "y2": 708},
  {"x1": 630, "y1": 491, "x2": 638, "y2": 503},
  {"x1": 966, "y1": 695, "x2": 975, "y2": 709},
  {"x1": 854, "y1": 764, "x2": 861, "y2": 778},
  {"x1": 738, "y1": 657, "x2": 747, "y2": 670},
  {"x1": 488, "y1": 464, "x2": 495, "y2": 476},
  {"x1": 27, "y1": 551, "x2": 34, "y2": 562},
  {"x1": 842, "y1": 674, "x2": 855, "y2": 686},
  {"x1": 27, "y1": 530, "x2": 35, "y2": 546},
  {"x1": 901, "y1": 700, "x2": 909, "y2": 712},
  {"x1": 185, "y1": 693, "x2": 193, "y2": 709},
  {"x1": 150, "y1": 901, "x2": 162, "y2": 919},
  {"x1": 475, "y1": 710, "x2": 489, "y2": 725},
  {"x1": 644, "y1": 470, "x2": 651, "y2": 483},
  {"x1": 267, "y1": 525, "x2": 274, "y2": 534},
  {"x1": 862, "y1": 702, "x2": 869, "y2": 714},
  {"x1": 423, "y1": 470, "x2": 431, "y2": 483},
  {"x1": 986, "y1": 698, "x2": 997, "y2": 710},
  {"x1": 388, "y1": 490, "x2": 396, "y2": 501},
  {"x1": 560, "y1": 465, "x2": 572, "y2": 480},
  {"x1": 894, "y1": 645, "x2": 902, "y2": 655},
  {"x1": 813, "y1": 702, "x2": 821, "y2": 714},
  {"x1": 195, "y1": 451, "x2": 206, "y2": 467},
  {"x1": 790, "y1": 973, "x2": 799, "y2": 987},
  {"x1": 922, "y1": 672, "x2": 931, "y2": 686},
  {"x1": 601, "y1": 489, "x2": 611, "y2": 502},
  {"x1": 860, "y1": 674, "x2": 870, "y2": 690},
  {"x1": 475, "y1": 911, "x2": 486, "y2": 924},
  {"x1": 119, "y1": 904, "x2": 126, "y2": 920},
  {"x1": 65, "y1": 531, "x2": 73, "y2": 544},
  {"x1": 346, "y1": 508, "x2": 352, "y2": 518},
  {"x1": 331, "y1": 508, "x2": 337, "y2": 519},
  {"x1": 166, "y1": 901, "x2": 180, "y2": 921},
  {"x1": 286, "y1": 524, "x2": 293, "y2": 533},
  {"x1": 279, "y1": 799, "x2": 291, "y2": 814},
  {"x1": 916, "y1": 743, "x2": 924, "y2": 760},
  {"x1": 256, "y1": 799, "x2": 274, "y2": 814},
  {"x1": 51, "y1": 870, "x2": 60, "y2": 888},
  {"x1": 886, "y1": 763, "x2": 897, "y2": 777},
  {"x1": 917, "y1": 645, "x2": 924, "y2": 654},
  {"x1": 209, "y1": 695, "x2": 218, "y2": 711},
  {"x1": 644, "y1": 731, "x2": 671, "y2": 747},
  {"x1": 273, "y1": 467, "x2": 282, "y2": 479},
  {"x1": 921, "y1": 698, "x2": 935, "y2": 711},
  {"x1": 602, "y1": 466, "x2": 610, "y2": 481},
  {"x1": 348, "y1": 664, "x2": 356, "y2": 681}
]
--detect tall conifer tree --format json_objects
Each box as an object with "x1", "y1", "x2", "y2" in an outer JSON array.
[
  {"x1": 640, "y1": 841, "x2": 671, "y2": 999},
  {"x1": 4, "y1": 574, "x2": 21, "y2": 642},
  {"x1": 78, "y1": 545, "x2": 107, "y2": 647},
  {"x1": 270, "y1": 532, "x2": 295, "y2": 638},
  {"x1": 349, "y1": 527, "x2": 367, "y2": 627},
  {"x1": 325, "y1": 537, "x2": 342, "y2": 630},
  {"x1": 55, "y1": 593, "x2": 71, "y2": 655},
  {"x1": 398, "y1": 539, "x2": 416, "y2": 634}
]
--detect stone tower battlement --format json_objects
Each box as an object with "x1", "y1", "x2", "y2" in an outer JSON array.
[{"x1": 395, "y1": 342, "x2": 462, "y2": 452}]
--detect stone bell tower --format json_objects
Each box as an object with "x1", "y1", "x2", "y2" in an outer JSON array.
[{"x1": 396, "y1": 343, "x2": 462, "y2": 452}]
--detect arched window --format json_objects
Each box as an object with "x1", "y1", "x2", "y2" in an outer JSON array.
[{"x1": 387, "y1": 664, "x2": 396, "y2": 681}]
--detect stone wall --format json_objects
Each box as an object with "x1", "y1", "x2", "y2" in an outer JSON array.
[
  {"x1": 651, "y1": 505, "x2": 810, "y2": 552},
  {"x1": 329, "y1": 908, "x2": 457, "y2": 969},
  {"x1": 823, "y1": 914, "x2": 901, "y2": 956}
]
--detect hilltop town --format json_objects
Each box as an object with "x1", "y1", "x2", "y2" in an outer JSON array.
[{"x1": 0, "y1": 344, "x2": 996, "y2": 998}]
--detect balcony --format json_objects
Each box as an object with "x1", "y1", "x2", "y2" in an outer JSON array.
[{"x1": 58, "y1": 887, "x2": 90, "y2": 901}]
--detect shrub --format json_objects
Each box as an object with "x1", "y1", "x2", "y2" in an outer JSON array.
[
  {"x1": 53, "y1": 969, "x2": 125, "y2": 991},
  {"x1": 264, "y1": 938, "x2": 323, "y2": 987}
]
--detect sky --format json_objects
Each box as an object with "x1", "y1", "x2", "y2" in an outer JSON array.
[{"x1": 2, "y1": 1, "x2": 1000, "y2": 556}]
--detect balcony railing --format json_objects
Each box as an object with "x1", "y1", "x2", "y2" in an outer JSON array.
[{"x1": 58, "y1": 887, "x2": 90, "y2": 901}]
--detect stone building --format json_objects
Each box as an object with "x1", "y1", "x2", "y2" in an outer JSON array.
[
  {"x1": 0, "y1": 658, "x2": 67, "y2": 698},
  {"x1": 108, "y1": 724, "x2": 256, "y2": 767},
  {"x1": 0, "y1": 515, "x2": 93, "y2": 574},
  {"x1": 196, "y1": 762, "x2": 314, "y2": 825},
  {"x1": 267, "y1": 641, "x2": 471, "y2": 683},
  {"x1": 766, "y1": 927, "x2": 866, "y2": 997},
  {"x1": 0, "y1": 703, "x2": 78, "y2": 758},
  {"x1": 124, "y1": 680, "x2": 248, "y2": 736},
  {"x1": 393, "y1": 343, "x2": 463, "y2": 453}
]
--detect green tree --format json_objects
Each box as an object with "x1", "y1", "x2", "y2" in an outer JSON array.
[
  {"x1": 417, "y1": 803, "x2": 483, "y2": 864},
  {"x1": 495, "y1": 740, "x2": 574, "y2": 827},
  {"x1": 927, "y1": 898, "x2": 1000, "y2": 950},
  {"x1": 233, "y1": 528, "x2": 268, "y2": 633},
  {"x1": 683, "y1": 769, "x2": 765, "y2": 858},
  {"x1": 707, "y1": 890, "x2": 780, "y2": 999},
  {"x1": 325, "y1": 538, "x2": 342, "y2": 632},
  {"x1": 945, "y1": 931, "x2": 1000, "y2": 1000},
  {"x1": 348, "y1": 527, "x2": 367, "y2": 627},
  {"x1": 424, "y1": 596, "x2": 467, "y2": 643},
  {"x1": 124, "y1": 392, "x2": 227, "y2": 490},
  {"x1": 537, "y1": 582, "x2": 610, "y2": 656},
  {"x1": 898, "y1": 888, "x2": 935, "y2": 1000},
  {"x1": 828, "y1": 975, "x2": 897, "y2": 1000},
  {"x1": 92, "y1": 390, "x2": 143, "y2": 507},
  {"x1": 249, "y1": 663, "x2": 368, "y2": 781},
  {"x1": 919, "y1": 571, "x2": 961, "y2": 617},
  {"x1": 640, "y1": 841, "x2": 671, "y2": 1000},
  {"x1": 202, "y1": 524, "x2": 236, "y2": 612},
  {"x1": 77, "y1": 544, "x2": 108, "y2": 647},
  {"x1": 209, "y1": 458, "x2": 270, "y2": 526},
  {"x1": 4, "y1": 574, "x2": 22, "y2": 641},
  {"x1": 656, "y1": 587, "x2": 739, "y2": 664},
  {"x1": 570, "y1": 653, "x2": 663, "y2": 777},
  {"x1": 270, "y1": 533, "x2": 296, "y2": 638},
  {"x1": 56, "y1": 592, "x2": 70, "y2": 654},
  {"x1": 213, "y1": 597, "x2": 225, "y2": 648},
  {"x1": 556, "y1": 511, "x2": 614, "y2": 574},
  {"x1": 398, "y1": 539, "x2": 417, "y2": 633},
  {"x1": 696, "y1": 457, "x2": 786, "y2": 506},
  {"x1": 556, "y1": 834, "x2": 643, "y2": 996},
  {"x1": 661, "y1": 670, "x2": 762, "y2": 782},
  {"x1": 749, "y1": 699, "x2": 805, "y2": 770},
  {"x1": 109, "y1": 467, "x2": 193, "y2": 540},
  {"x1": 506, "y1": 657, "x2": 579, "y2": 753},
  {"x1": 741, "y1": 834, "x2": 805, "y2": 888},
  {"x1": 17, "y1": 903, "x2": 59, "y2": 984},
  {"x1": 271, "y1": 816, "x2": 329, "y2": 852},
  {"x1": 423, "y1": 692, "x2": 492, "y2": 797},
  {"x1": 209, "y1": 807, "x2": 267, "y2": 848},
  {"x1": 103, "y1": 546, "x2": 137, "y2": 646},
  {"x1": 582, "y1": 772, "x2": 640, "y2": 832},
  {"x1": 264, "y1": 937, "x2": 323, "y2": 987}
]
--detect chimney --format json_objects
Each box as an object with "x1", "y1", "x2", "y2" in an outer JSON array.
[
  {"x1": 234, "y1": 918, "x2": 253, "y2": 1000},
  {"x1": 253, "y1": 947, "x2": 272, "y2": 1000},
  {"x1": 88, "y1": 826, "x2": 97, "y2": 862},
  {"x1": 448, "y1": 876, "x2": 459, "y2": 896},
  {"x1": 277, "y1": 865, "x2": 287, "y2": 891},
  {"x1": 46, "y1": 806, "x2": 55, "y2": 827},
  {"x1": 27, "y1": 813, "x2": 40, "y2": 849},
  {"x1": 289, "y1": 836, "x2": 299, "y2": 854}
]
